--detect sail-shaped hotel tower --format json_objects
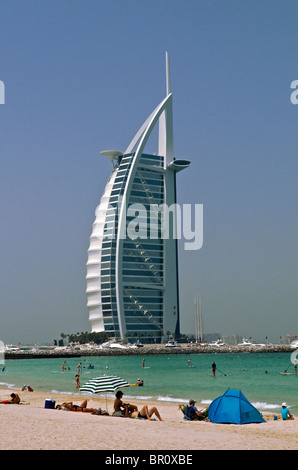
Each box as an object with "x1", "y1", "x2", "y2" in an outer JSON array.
[{"x1": 86, "y1": 54, "x2": 190, "y2": 343}]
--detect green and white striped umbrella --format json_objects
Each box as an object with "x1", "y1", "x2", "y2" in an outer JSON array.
[{"x1": 80, "y1": 375, "x2": 130, "y2": 411}]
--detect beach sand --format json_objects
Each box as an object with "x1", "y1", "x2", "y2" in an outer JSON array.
[{"x1": 0, "y1": 388, "x2": 297, "y2": 450}]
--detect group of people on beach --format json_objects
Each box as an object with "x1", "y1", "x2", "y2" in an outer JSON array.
[
  {"x1": 0, "y1": 389, "x2": 295, "y2": 422},
  {"x1": 53, "y1": 391, "x2": 163, "y2": 420}
]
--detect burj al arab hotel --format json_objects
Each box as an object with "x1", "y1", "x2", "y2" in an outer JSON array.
[{"x1": 86, "y1": 53, "x2": 191, "y2": 343}]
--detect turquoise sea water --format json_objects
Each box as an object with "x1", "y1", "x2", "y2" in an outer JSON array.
[{"x1": 1, "y1": 352, "x2": 298, "y2": 414}]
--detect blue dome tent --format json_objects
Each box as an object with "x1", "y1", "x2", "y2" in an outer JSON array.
[{"x1": 208, "y1": 389, "x2": 266, "y2": 424}]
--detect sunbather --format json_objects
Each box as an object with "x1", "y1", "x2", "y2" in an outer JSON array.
[
  {"x1": 130, "y1": 405, "x2": 163, "y2": 421},
  {"x1": 55, "y1": 399, "x2": 100, "y2": 414}
]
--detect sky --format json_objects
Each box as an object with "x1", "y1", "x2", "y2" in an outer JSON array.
[{"x1": 0, "y1": 0, "x2": 297, "y2": 344}]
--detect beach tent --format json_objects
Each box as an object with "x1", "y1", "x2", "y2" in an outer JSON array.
[{"x1": 208, "y1": 389, "x2": 265, "y2": 424}]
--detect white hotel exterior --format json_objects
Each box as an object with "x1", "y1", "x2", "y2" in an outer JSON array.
[{"x1": 86, "y1": 54, "x2": 190, "y2": 343}]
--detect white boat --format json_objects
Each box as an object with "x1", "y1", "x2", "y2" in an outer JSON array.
[
  {"x1": 53, "y1": 345, "x2": 70, "y2": 351},
  {"x1": 130, "y1": 341, "x2": 144, "y2": 348},
  {"x1": 99, "y1": 340, "x2": 127, "y2": 349},
  {"x1": 238, "y1": 338, "x2": 253, "y2": 346},
  {"x1": 238, "y1": 339, "x2": 266, "y2": 347},
  {"x1": 208, "y1": 339, "x2": 226, "y2": 347},
  {"x1": 4, "y1": 344, "x2": 20, "y2": 352},
  {"x1": 79, "y1": 342, "x2": 101, "y2": 351},
  {"x1": 290, "y1": 340, "x2": 298, "y2": 349},
  {"x1": 165, "y1": 340, "x2": 180, "y2": 347},
  {"x1": 67, "y1": 342, "x2": 81, "y2": 350},
  {"x1": 108, "y1": 342, "x2": 128, "y2": 349}
]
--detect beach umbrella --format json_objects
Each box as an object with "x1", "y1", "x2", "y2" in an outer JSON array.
[{"x1": 80, "y1": 375, "x2": 130, "y2": 411}]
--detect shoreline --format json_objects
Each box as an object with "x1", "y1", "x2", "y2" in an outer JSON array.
[
  {"x1": 4, "y1": 343, "x2": 294, "y2": 359},
  {"x1": 0, "y1": 388, "x2": 297, "y2": 450}
]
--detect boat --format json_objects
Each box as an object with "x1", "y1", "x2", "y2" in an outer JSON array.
[
  {"x1": 208, "y1": 339, "x2": 226, "y2": 347},
  {"x1": 130, "y1": 341, "x2": 144, "y2": 348},
  {"x1": 237, "y1": 339, "x2": 266, "y2": 347},
  {"x1": 290, "y1": 340, "x2": 298, "y2": 349},
  {"x1": 238, "y1": 338, "x2": 253, "y2": 346},
  {"x1": 99, "y1": 340, "x2": 127, "y2": 349},
  {"x1": 108, "y1": 343, "x2": 128, "y2": 349},
  {"x1": 4, "y1": 344, "x2": 21, "y2": 352},
  {"x1": 165, "y1": 340, "x2": 180, "y2": 347}
]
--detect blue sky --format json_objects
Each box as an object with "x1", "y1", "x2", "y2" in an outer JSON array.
[{"x1": 1, "y1": 0, "x2": 297, "y2": 343}]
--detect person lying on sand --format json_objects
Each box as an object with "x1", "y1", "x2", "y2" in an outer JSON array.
[
  {"x1": 1, "y1": 393, "x2": 21, "y2": 404},
  {"x1": 55, "y1": 399, "x2": 106, "y2": 414}
]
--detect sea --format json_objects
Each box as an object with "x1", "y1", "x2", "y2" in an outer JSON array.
[{"x1": 1, "y1": 352, "x2": 298, "y2": 414}]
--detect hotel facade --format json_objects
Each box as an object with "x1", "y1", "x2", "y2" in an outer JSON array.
[{"x1": 86, "y1": 54, "x2": 190, "y2": 343}]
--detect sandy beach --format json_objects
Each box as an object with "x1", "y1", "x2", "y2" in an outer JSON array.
[{"x1": 0, "y1": 388, "x2": 297, "y2": 451}]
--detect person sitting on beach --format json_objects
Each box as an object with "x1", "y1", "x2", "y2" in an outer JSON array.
[
  {"x1": 75, "y1": 374, "x2": 80, "y2": 389},
  {"x1": 281, "y1": 402, "x2": 294, "y2": 420},
  {"x1": 1, "y1": 393, "x2": 21, "y2": 404},
  {"x1": 130, "y1": 405, "x2": 163, "y2": 421},
  {"x1": 183, "y1": 399, "x2": 208, "y2": 420},
  {"x1": 113, "y1": 390, "x2": 138, "y2": 417}
]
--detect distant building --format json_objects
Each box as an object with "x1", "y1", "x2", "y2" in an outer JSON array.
[
  {"x1": 222, "y1": 335, "x2": 243, "y2": 345},
  {"x1": 86, "y1": 54, "x2": 190, "y2": 343}
]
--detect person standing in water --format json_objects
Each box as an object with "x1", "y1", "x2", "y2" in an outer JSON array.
[
  {"x1": 75, "y1": 374, "x2": 80, "y2": 389},
  {"x1": 212, "y1": 362, "x2": 216, "y2": 377}
]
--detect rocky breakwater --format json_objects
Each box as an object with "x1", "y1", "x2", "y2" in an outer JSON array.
[
  {"x1": 4, "y1": 343, "x2": 294, "y2": 359},
  {"x1": 5, "y1": 349, "x2": 81, "y2": 360},
  {"x1": 84, "y1": 343, "x2": 293, "y2": 357}
]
